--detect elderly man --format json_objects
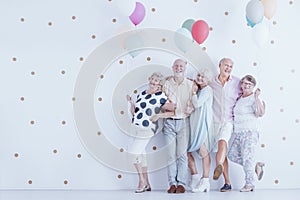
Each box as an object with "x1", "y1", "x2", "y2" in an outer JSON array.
[
  {"x1": 210, "y1": 58, "x2": 242, "y2": 192},
  {"x1": 162, "y1": 58, "x2": 194, "y2": 194}
]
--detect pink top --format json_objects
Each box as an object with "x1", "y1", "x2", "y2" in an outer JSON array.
[{"x1": 210, "y1": 75, "x2": 242, "y2": 123}]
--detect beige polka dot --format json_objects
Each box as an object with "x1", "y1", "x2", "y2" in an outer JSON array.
[
  {"x1": 64, "y1": 180, "x2": 68, "y2": 185},
  {"x1": 151, "y1": 8, "x2": 156, "y2": 12},
  {"x1": 119, "y1": 60, "x2": 123, "y2": 64},
  {"x1": 28, "y1": 180, "x2": 33, "y2": 184},
  {"x1": 100, "y1": 74, "x2": 104, "y2": 79},
  {"x1": 225, "y1": 11, "x2": 229, "y2": 16},
  {"x1": 261, "y1": 144, "x2": 265, "y2": 148},
  {"x1": 209, "y1": 27, "x2": 213, "y2": 31},
  {"x1": 117, "y1": 174, "x2": 122, "y2": 179},
  {"x1": 296, "y1": 119, "x2": 299, "y2": 123},
  {"x1": 291, "y1": 69, "x2": 295, "y2": 73},
  {"x1": 282, "y1": 136, "x2": 286, "y2": 141},
  {"x1": 120, "y1": 148, "x2": 124, "y2": 152},
  {"x1": 232, "y1": 40, "x2": 236, "y2": 44},
  {"x1": 14, "y1": 153, "x2": 19, "y2": 158},
  {"x1": 112, "y1": 18, "x2": 117, "y2": 23},
  {"x1": 61, "y1": 70, "x2": 66, "y2": 75},
  {"x1": 30, "y1": 120, "x2": 35, "y2": 125},
  {"x1": 120, "y1": 111, "x2": 125, "y2": 115},
  {"x1": 20, "y1": 97, "x2": 25, "y2": 101},
  {"x1": 53, "y1": 149, "x2": 58, "y2": 154},
  {"x1": 152, "y1": 146, "x2": 157, "y2": 151},
  {"x1": 12, "y1": 57, "x2": 17, "y2": 62},
  {"x1": 274, "y1": 179, "x2": 279, "y2": 184},
  {"x1": 253, "y1": 62, "x2": 257, "y2": 67},
  {"x1": 48, "y1": 22, "x2": 53, "y2": 26},
  {"x1": 202, "y1": 47, "x2": 206, "y2": 51},
  {"x1": 72, "y1": 97, "x2": 76, "y2": 101},
  {"x1": 162, "y1": 38, "x2": 166, "y2": 42},
  {"x1": 91, "y1": 35, "x2": 96, "y2": 39},
  {"x1": 133, "y1": 90, "x2": 138, "y2": 94},
  {"x1": 194, "y1": 0, "x2": 198, "y2": 2},
  {"x1": 280, "y1": 108, "x2": 284, "y2": 112},
  {"x1": 31, "y1": 71, "x2": 35, "y2": 75},
  {"x1": 290, "y1": 161, "x2": 294, "y2": 165},
  {"x1": 273, "y1": 21, "x2": 277, "y2": 25},
  {"x1": 146, "y1": 57, "x2": 151, "y2": 61},
  {"x1": 77, "y1": 154, "x2": 82, "y2": 158},
  {"x1": 79, "y1": 57, "x2": 84, "y2": 61},
  {"x1": 20, "y1": 17, "x2": 25, "y2": 22},
  {"x1": 97, "y1": 131, "x2": 101, "y2": 136},
  {"x1": 270, "y1": 40, "x2": 275, "y2": 44},
  {"x1": 61, "y1": 120, "x2": 66, "y2": 125},
  {"x1": 72, "y1": 16, "x2": 76, "y2": 20},
  {"x1": 98, "y1": 97, "x2": 103, "y2": 102},
  {"x1": 289, "y1": 1, "x2": 293, "y2": 5}
]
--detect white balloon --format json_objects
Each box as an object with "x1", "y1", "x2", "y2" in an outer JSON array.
[
  {"x1": 174, "y1": 28, "x2": 193, "y2": 53},
  {"x1": 252, "y1": 22, "x2": 270, "y2": 48},
  {"x1": 246, "y1": 0, "x2": 264, "y2": 24},
  {"x1": 115, "y1": 0, "x2": 136, "y2": 16}
]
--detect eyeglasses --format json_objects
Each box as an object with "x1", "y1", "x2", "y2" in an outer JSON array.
[{"x1": 242, "y1": 81, "x2": 254, "y2": 86}]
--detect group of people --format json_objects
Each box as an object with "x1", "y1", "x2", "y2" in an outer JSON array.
[{"x1": 126, "y1": 57, "x2": 266, "y2": 193}]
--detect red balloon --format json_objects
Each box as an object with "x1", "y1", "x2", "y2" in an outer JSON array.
[{"x1": 191, "y1": 20, "x2": 209, "y2": 44}]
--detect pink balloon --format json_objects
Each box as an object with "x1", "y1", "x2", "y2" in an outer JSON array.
[
  {"x1": 191, "y1": 20, "x2": 209, "y2": 44},
  {"x1": 129, "y1": 2, "x2": 146, "y2": 26}
]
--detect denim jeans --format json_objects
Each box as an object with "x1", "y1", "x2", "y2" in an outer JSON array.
[{"x1": 163, "y1": 118, "x2": 189, "y2": 186}]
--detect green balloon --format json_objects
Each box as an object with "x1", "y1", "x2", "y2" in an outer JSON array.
[{"x1": 182, "y1": 19, "x2": 195, "y2": 32}]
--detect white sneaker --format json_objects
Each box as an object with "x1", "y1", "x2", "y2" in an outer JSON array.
[
  {"x1": 189, "y1": 174, "x2": 200, "y2": 191},
  {"x1": 240, "y1": 185, "x2": 254, "y2": 192},
  {"x1": 192, "y1": 178, "x2": 210, "y2": 193}
]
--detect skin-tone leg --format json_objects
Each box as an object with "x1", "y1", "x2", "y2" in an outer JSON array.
[
  {"x1": 216, "y1": 140, "x2": 231, "y2": 185},
  {"x1": 200, "y1": 145, "x2": 211, "y2": 178},
  {"x1": 142, "y1": 166, "x2": 150, "y2": 188},
  {"x1": 188, "y1": 152, "x2": 198, "y2": 175},
  {"x1": 134, "y1": 163, "x2": 145, "y2": 189}
]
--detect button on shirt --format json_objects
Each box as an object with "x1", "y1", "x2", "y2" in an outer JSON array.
[
  {"x1": 210, "y1": 75, "x2": 242, "y2": 123},
  {"x1": 163, "y1": 77, "x2": 194, "y2": 119}
]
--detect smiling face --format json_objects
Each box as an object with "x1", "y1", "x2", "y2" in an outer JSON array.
[
  {"x1": 195, "y1": 73, "x2": 208, "y2": 86},
  {"x1": 241, "y1": 75, "x2": 256, "y2": 94},
  {"x1": 219, "y1": 58, "x2": 233, "y2": 78},
  {"x1": 148, "y1": 73, "x2": 163, "y2": 91},
  {"x1": 172, "y1": 59, "x2": 186, "y2": 78}
]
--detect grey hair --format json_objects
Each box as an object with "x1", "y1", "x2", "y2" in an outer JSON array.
[
  {"x1": 241, "y1": 75, "x2": 257, "y2": 86},
  {"x1": 173, "y1": 58, "x2": 187, "y2": 65},
  {"x1": 219, "y1": 57, "x2": 234, "y2": 66},
  {"x1": 197, "y1": 68, "x2": 213, "y2": 83},
  {"x1": 149, "y1": 72, "x2": 164, "y2": 85}
]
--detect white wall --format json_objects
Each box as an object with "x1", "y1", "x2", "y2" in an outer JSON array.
[{"x1": 0, "y1": 0, "x2": 299, "y2": 190}]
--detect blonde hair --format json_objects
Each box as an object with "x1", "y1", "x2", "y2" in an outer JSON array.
[
  {"x1": 149, "y1": 72, "x2": 164, "y2": 85},
  {"x1": 197, "y1": 68, "x2": 213, "y2": 83}
]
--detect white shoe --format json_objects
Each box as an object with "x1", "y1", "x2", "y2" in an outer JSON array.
[
  {"x1": 240, "y1": 185, "x2": 254, "y2": 192},
  {"x1": 189, "y1": 174, "x2": 200, "y2": 190},
  {"x1": 192, "y1": 178, "x2": 210, "y2": 193}
]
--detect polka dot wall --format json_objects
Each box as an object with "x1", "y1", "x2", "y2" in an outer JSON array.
[{"x1": 0, "y1": 0, "x2": 299, "y2": 190}]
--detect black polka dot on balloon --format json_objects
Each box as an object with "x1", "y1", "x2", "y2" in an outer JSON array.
[
  {"x1": 146, "y1": 108, "x2": 152, "y2": 116},
  {"x1": 137, "y1": 113, "x2": 143, "y2": 119},
  {"x1": 155, "y1": 91, "x2": 162, "y2": 95},
  {"x1": 149, "y1": 99, "x2": 157, "y2": 105},
  {"x1": 160, "y1": 98, "x2": 167, "y2": 104},
  {"x1": 136, "y1": 98, "x2": 141, "y2": 103},
  {"x1": 140, "y1": 102, "x2": 146, "y2": 108},
  {"x1": 154, "y1": 107, "x2": 160, "y2": 114},
  {"x1": 131, "y1": 118, "x2": 134, "y2": 123},
  {"x1": 134, "y1": 107, "x2": 140, "y2": 113},
  {"x1": 145, "y1": 94, "x2": 152, "y2": 99},
  {"x1": 142, "y1": 91, "x2": 146, "y2": 95},
  {"x1": 142, "y1": 120, "x2": 149, "y2": 127}
]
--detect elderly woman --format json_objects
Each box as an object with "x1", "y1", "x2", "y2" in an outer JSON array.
[
  {"x1": 186, "y1": 69, "x2": 214, "y2": 193},
  {"x1": 126, "y1": 72, "x2": 168, "y2": 193},
  {"x1": 228, "y1": 75, "x2": 265, "y2": 192}
]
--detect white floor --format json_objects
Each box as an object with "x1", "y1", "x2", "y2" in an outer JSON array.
[{"x1": 1, "y1": 189, "x2": 300, "y2": 200}]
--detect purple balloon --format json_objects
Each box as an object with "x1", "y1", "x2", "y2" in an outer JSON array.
[{"x1": 129, "y1": 2, "x2": 146, "y2": 26}]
